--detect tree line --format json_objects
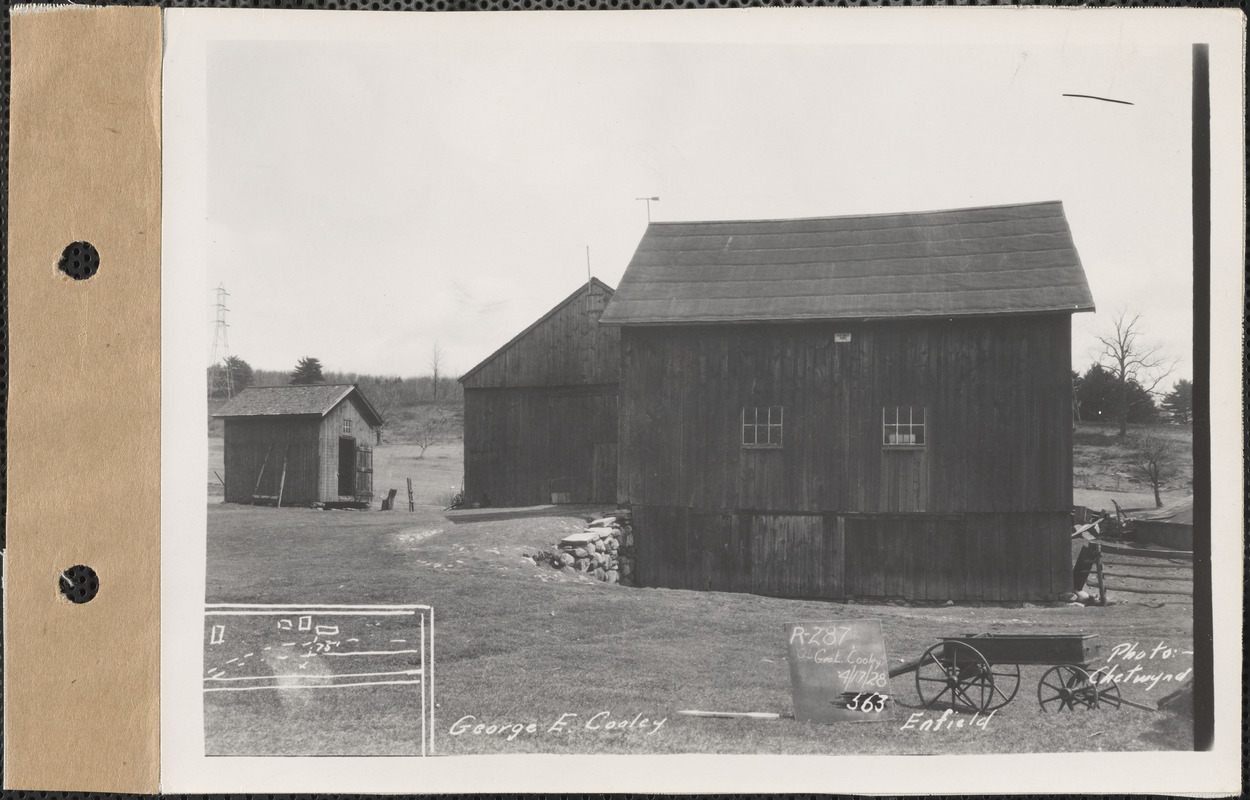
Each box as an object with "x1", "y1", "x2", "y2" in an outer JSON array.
[
  {"x1": 1073, "y1": 366, "x2": 1192, "y2": 427},
  {"x1": 1071, "y1": 308, "x2": 1190, "y2": 434},
  {"x1": 209, "y1": 350, "x2": 461, "y2": 404},
  {"x1": 209, "y1": 352, "x2": 462, "y2": 452}
]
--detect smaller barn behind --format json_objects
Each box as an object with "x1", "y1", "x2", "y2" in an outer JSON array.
[
  {"x1": 214, "y1": 384, "x2": 383, "y2": 507},
  {"x1": 460, "y1": 278, "x2": 619, "y2": 506}
]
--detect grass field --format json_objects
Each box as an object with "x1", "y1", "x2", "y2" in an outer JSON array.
[
  {"x1": 1072, "y1": 421, "x2": 1193, "y2": 512},
  {"x1": 205, "y1": 502, "x2": 1194, "y2": 756},
  {"x1": 204, "y1": 417, "x2": 1195, "y2": 756}
]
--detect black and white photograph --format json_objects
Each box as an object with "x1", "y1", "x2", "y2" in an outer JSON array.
[{"x1": 159, "y1": 7, "x2": 1243, "y2": 794}]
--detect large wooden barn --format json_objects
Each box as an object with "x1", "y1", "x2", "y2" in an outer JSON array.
[
  {"x1": 599, "y1": 201, "x2": 1095, "y2": 602},
  {"x1": 460, "y1": 278, "x2": 619, "y2": 507},
  {"x1": 214, "y1": 384, "x2": 382, "y2": 507}
]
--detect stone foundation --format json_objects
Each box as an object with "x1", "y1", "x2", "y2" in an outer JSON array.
[{"x1": 545, "y1": 509, "x2": 635, "y2": 586}]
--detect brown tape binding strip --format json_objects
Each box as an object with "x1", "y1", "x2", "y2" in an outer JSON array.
[{"x1": 6, "y1": 6, "x2": 162, "y2": 792}]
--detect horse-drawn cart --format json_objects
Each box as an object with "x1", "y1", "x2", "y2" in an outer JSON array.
[{"x1": 889, "y1": 633, "x2": 1139, "y2": 713}]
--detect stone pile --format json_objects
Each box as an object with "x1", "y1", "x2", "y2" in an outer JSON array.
[{"x1": 548, "y1": 509, "x2": 635, "y2": 586}]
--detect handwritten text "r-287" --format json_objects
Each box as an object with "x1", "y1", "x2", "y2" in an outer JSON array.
[{"x1": 789, "y1": 625, "x2": 853, "y2": 646}]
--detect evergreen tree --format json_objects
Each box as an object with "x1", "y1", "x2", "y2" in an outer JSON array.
[
  {"x1": 290, "y1": 356, "x2": 326, "y2": 385},
  {"x1": 1160, "y1": 379, "x2": 1193, "y2": 424},
  {"x1": 1076, "y1": 364, "x2": 1157, "y2": 425},
  {"x1": 224, "y1": 356, "x2": 254, "y2": 393}
]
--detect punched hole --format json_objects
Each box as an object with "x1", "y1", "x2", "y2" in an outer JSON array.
[
  {"x1": 59, "y1": 565, "x2": 99, "y2": 604},
  {"x1": 58, "y1": 241, "x2": 100, "y2": 280}
]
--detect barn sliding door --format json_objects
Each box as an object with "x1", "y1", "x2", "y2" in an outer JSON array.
[{"x1": 748, "y1": 514, "x2": 844, "y2": 598}]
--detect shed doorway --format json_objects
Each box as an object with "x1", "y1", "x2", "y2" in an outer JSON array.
[{"x1": 338, "y1": 436, "x2": 356, "y2": 497}]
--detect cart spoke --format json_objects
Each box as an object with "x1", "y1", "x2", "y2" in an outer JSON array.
[
  {"x1": 1039, "y1": 665, "x2": 1095, "y2": 712},
  {"x1": 916, "y1": 641, "x2": 992, "y2": 712},
  {"x1": 952, "y1": 684, "x2": 979, "y2": 711}
]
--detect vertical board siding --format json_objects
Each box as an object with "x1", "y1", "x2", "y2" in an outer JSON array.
[
  {"x1": 222, "y1": 418, "x2": 320, "y2": 505},
  {"x1": 460, "y1": 282, "x2": 621, "y2": 507},
  {"x1": 619, "y1": 315, "x2": 1073, "y2": 516},
  {"x1": 461, "y1": 281, "x2": 619, "y2": 389},
  {"x1": 634, "y1": 507, "x2": 846, "y2": 599},
  {"x1": 617, "y1": 314, "x2": 1075, "y2": 601},
  {"x1": 464, "y1": 386, "x2": 617, "y2": 506},
  {"x1": 319, "y1": 396, "x2": 381, "y2": 503},
  {"x1": 221, "y1": 396, "x2": 378, "y2": 506},
  {"x1": 748, "y1": 514, "x2": 841, "y2": 598},
  {"x1": 841, "y1": 513, "x2": 1069, "y2": 601}
]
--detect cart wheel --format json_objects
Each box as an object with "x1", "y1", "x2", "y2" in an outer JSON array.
[
  {"x1": 983, "y1": 662, "x2": 1022, "y2": 711},
  {"x1": 1088, "y1": 668, "x2": 1122, "y2": 710},
  {"x1": 915, "y1": 641, "x2": 995, "y2": 713},
  {"x1": 1038, "y1": 665, "x2": 1099, "y2": 712}
]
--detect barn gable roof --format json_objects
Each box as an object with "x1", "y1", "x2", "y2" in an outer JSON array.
[
  {"x1": 599, "y1": 201, "x2": 1096, "y2": 325},
  {"x1": 459, "y1": 277, "x2": 616, "y2": 387},
  {"x1": 212, "y1": 383, "x2": 383, "y2": 427}
]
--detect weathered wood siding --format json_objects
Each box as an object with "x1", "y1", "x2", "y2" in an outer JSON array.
[
  {"x1": 619, "y1": 315, "x2": 1073, "y2": 514},
  {"x1": 461, "y1": 281, "x2": 619, "y2": 389},
  {"x1": 222, "y1": 417, "x2": 321, "y2": 505},
  {"x1": 621, "y1": 314, "x2": 1074, "y2": 601},
  {"x1": 841, "y1": 512, "x2": 1070, "y2": 601},
  {"x1": 463, "y1": 385, "x2": 617, "y2": 506},
  {"x1": 461, "y1": 281, "x2": 621, "y2": 506},
  {"x1": 633, "y1": 507, "x2": 1069, "y2": 601},
  {"x1": 319, "y1": 396, "x2": 381, "y2": 502}
]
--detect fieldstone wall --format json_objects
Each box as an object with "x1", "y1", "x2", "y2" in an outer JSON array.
[{"x1": 546, "y1": 509, "x2": 635, "y2": 586}]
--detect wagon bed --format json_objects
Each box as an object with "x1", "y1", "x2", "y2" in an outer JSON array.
[
  {"x1": 939, "y1": 633, "x2": 1100, "y2": 665},
  {"x1": 891, "y1": 632, "x2": 1136, "y2": 713}
]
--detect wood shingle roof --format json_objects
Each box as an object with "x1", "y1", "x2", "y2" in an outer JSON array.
[
  {"x1": 599, "y1": 201, "x2": 1096, "y2": 325},
  {"x1": 212, "y1": 384, "x2": 383, "y2": 427}
]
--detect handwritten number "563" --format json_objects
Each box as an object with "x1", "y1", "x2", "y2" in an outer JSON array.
[{"x1": 846, "y1": 692, "x2": 887, "y2": 712}]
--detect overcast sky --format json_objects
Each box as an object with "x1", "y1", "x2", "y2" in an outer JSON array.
[{"x1": 206, "y1": 34, "x2": 1194, "y2": 387}]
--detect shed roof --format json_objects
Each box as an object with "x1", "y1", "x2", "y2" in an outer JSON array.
[
  {"x1": 212, "y1": 383, "x2": 383, "y2": 427},
  {"x1": 599, "y1": 201, "x2": 1096, "y2": 325},
  {"x1": 1132, "y1": 499, "x2": 1194, "y2": 526}
]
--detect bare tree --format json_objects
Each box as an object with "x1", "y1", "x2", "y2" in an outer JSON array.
[
  {"x1": 1094, "y1": 309, "x2": 1177, "y2": 436},
  {"x1": 413, "y1": 405, "x2": 457, "y2": 458},
  {"x1": 1128, "y1": 432, "x2": 1180, "y2": 508},
  {"x1": 357, "y1": 376, "x2": 403, "y2": 444},
  {"x1": 428, "y1": 340, "x2": 442, "y2": 402}
]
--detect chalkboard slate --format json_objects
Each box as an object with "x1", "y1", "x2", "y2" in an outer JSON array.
[{"x1": 785, "y1": 619, "x2": 893, "y2": 723}]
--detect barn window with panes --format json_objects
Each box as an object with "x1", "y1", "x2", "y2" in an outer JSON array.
[
  {"x1": 343, "y1": 418, "x2": 353, "y2": 436},
  {"x1": 742, "y1": 406, "x2": 784, "y2": 447},
  {"x1": 883, "y1": 405, "x2": 925, "y2": 446}
]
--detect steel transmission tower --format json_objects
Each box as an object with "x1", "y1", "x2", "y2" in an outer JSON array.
[{"x1": 209, "y1": 283, "x2": 234, "y2": 398}]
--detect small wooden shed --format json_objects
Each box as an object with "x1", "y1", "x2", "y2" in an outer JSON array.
[
  {"x1": 460, "y1": 279, "x2": 619, "y2": 506},
  {"x1": 599, "y1": 201, "x2": 1095, "y2": 602},
  {"x1": 214, "y1": 384, "x2": 383, "y2": 507}
]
